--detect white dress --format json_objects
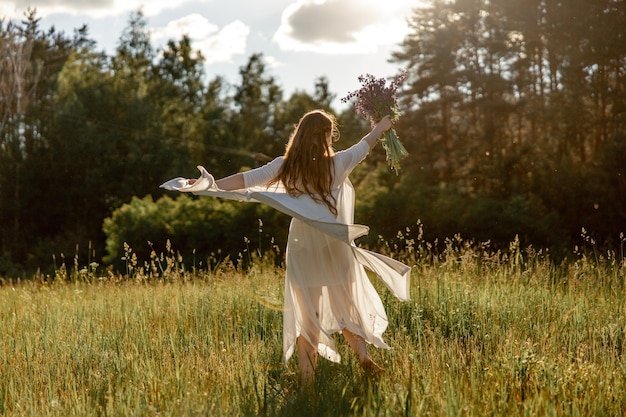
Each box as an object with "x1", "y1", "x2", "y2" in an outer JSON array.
[{"x1": 160, "y1": 139, "x2": 411, "y2": 364}]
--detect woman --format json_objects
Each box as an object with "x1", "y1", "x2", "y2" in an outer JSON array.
[{"x1": 162, "y1": 110, "x2": 410, "y2": 384}]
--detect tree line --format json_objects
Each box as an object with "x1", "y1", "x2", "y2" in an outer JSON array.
[
  {"x1": 1, "y1": 1, "x2": 624, "y2": 276},
  {"x1": 386, "y1": 0, "x2": 625, "y2": 255}
]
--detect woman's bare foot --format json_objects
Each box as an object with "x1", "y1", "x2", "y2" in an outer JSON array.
[
  {"x1": 360, "y1": 356, "x2": 383, "y2": 375},
  {"x1": 342, "y1": 329, "x2": 383, "y2": 375}
]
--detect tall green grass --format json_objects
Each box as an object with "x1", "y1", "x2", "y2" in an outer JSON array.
[{"x1": 1, "y1": 234, "x2": 625, "y2": 416}]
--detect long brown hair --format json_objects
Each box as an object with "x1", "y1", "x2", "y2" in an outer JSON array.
[{"x1": 269, "y1": 110, "x2": 340, "y2": 216}]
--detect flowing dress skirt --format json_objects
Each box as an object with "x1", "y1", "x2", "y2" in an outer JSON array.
[{"x1": 282, "y1": 218, "x2": 390, "y2": 363}]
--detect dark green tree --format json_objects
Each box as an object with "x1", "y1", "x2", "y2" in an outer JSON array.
[
  {"x1": 387, "y1": 0, "x2": 625, "y2": 251},
  {"x1": 0, "y1": 10, "x2": 91, "y2": 272},
  {"x1": 231, "y1": 53, "x2": 284, "y2": 165},
  {"x1": 149, "y1": 34, "x2": 212, "y2": 179}
]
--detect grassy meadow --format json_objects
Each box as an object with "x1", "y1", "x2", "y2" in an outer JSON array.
[{"x1": 1, "y1": 235, "x2": 625, "y2": 416}]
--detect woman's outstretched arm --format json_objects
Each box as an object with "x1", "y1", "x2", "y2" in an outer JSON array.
[
  {"x1": 215, "y1": 173, "x2": 245, "y2": 191},
  {"x1": 362, "y1": 115, "x2": 393, "y2": 150},
  {"x1": 188, "y1": 172, "x2": 245, "y2": 190}
]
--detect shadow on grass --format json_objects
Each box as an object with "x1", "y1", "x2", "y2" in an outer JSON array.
[{"x1": 239, "y1": 359, "x2": 391, "y2": 417}]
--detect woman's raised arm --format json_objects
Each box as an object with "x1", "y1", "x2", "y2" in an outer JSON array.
[{"x1": 362, "y1": 115, "x2": 393, "y2": 150}]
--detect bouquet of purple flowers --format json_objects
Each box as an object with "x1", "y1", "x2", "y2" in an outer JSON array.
[{"x1": 341, "y1": 71, "x2": 408, "y2": 173}]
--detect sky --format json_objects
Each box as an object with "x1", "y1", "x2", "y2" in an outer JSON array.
[{"x1": 1, "y1": 0, "x2": 423, "y2": 109}]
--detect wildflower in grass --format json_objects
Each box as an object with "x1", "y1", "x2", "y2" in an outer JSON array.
[{"x1": 341, "y1": 70, "x2": 408, "y2": 174}]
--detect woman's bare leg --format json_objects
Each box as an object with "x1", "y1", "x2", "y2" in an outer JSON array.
[
  {"x1": 297, "y1": 336, "x2": 318, "y2": 384},
  {"x1": 342, "y1": 328, "x2": 383, "y2": 373},
  {"x1": 294, "y1": 287, "x2": 322, "y2": 385}
]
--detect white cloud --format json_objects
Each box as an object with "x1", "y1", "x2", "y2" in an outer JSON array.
[
  {"x1": 273, "y1": 0, "x2": 415, "y2": 54},
  {"x1": 153, "y1": 14, "x2": 250, "y2": 65},
  {"x1": 2, "y1": 0, "x2": 211, "y2": 19},
  {"x1": 152, "y1": 13, "x2": 218, "y2": 41},
  {"x1": 196, "y1": 20, "x2": 250, "y2": 64},
  {"x1": 261, "y1": 54, "x2": 283, "y2": 69}
]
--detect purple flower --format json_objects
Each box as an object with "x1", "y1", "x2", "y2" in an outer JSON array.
[{"x1": 341, "y1": 71, "x2": 408, "y2": 173}]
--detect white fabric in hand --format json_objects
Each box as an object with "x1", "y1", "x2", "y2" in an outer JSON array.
[{"x1": 160, "y1": 166, "x2": 217, "y2": 192}]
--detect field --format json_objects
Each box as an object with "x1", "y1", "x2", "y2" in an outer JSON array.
[{"x1": 1, "y1": 236, "x2": 625, "y2": 416}]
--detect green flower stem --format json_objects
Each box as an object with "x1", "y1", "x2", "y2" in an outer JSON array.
[{"x1": 381, "y1": 128, "x2": 408, "y2": 174}]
